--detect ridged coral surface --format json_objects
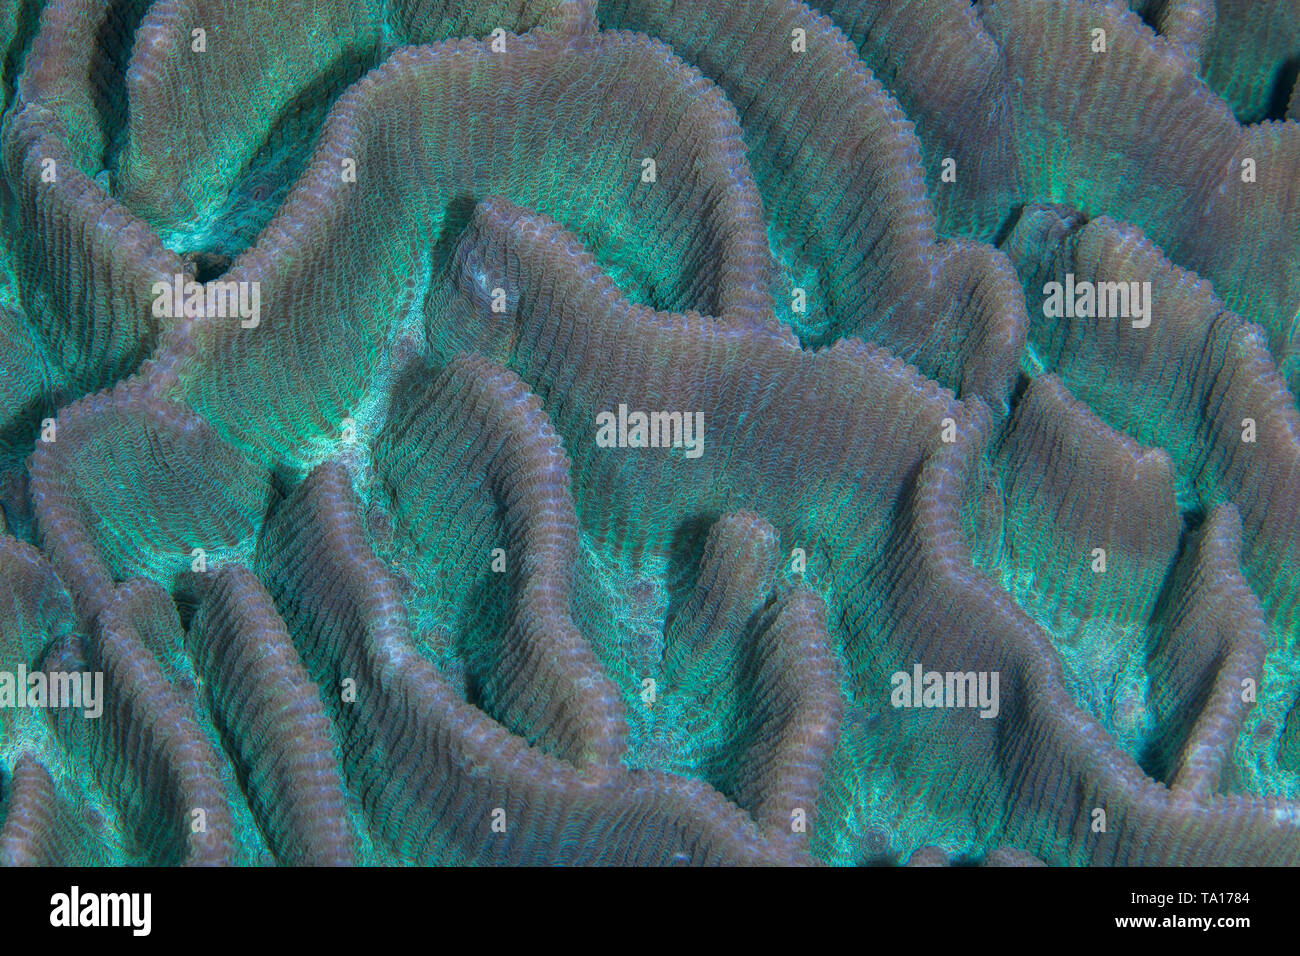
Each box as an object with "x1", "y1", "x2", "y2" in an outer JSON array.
[{"x1": 1, "y1": 0, "x2": 1299, "y2": 866}]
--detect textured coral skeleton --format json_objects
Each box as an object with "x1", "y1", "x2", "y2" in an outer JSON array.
[{"x1": 0, "y1": 0, "x2": 1298, "y2": 865}]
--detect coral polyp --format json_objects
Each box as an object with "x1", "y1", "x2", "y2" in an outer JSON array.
[{"x1": 1, "y1": 0, "x2": 1299, "y2": 866}]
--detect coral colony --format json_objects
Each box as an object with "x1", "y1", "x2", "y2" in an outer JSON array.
[{"x1": 0, "y1": 0, "x2": 1297, "y2": 868}]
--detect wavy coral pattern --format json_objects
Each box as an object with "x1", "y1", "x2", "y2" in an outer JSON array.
[{"x1": 0, "y1": 0, "x2": 1299, "y2": 866}]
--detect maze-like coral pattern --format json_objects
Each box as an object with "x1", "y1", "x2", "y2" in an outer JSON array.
[{"x1": 1, "y1": 0, "x2": 1299, "y2": 866}]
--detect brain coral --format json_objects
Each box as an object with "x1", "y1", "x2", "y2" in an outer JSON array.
[{"x1": 0, "y1": 0, "x2": 1299, "y2": 867}]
